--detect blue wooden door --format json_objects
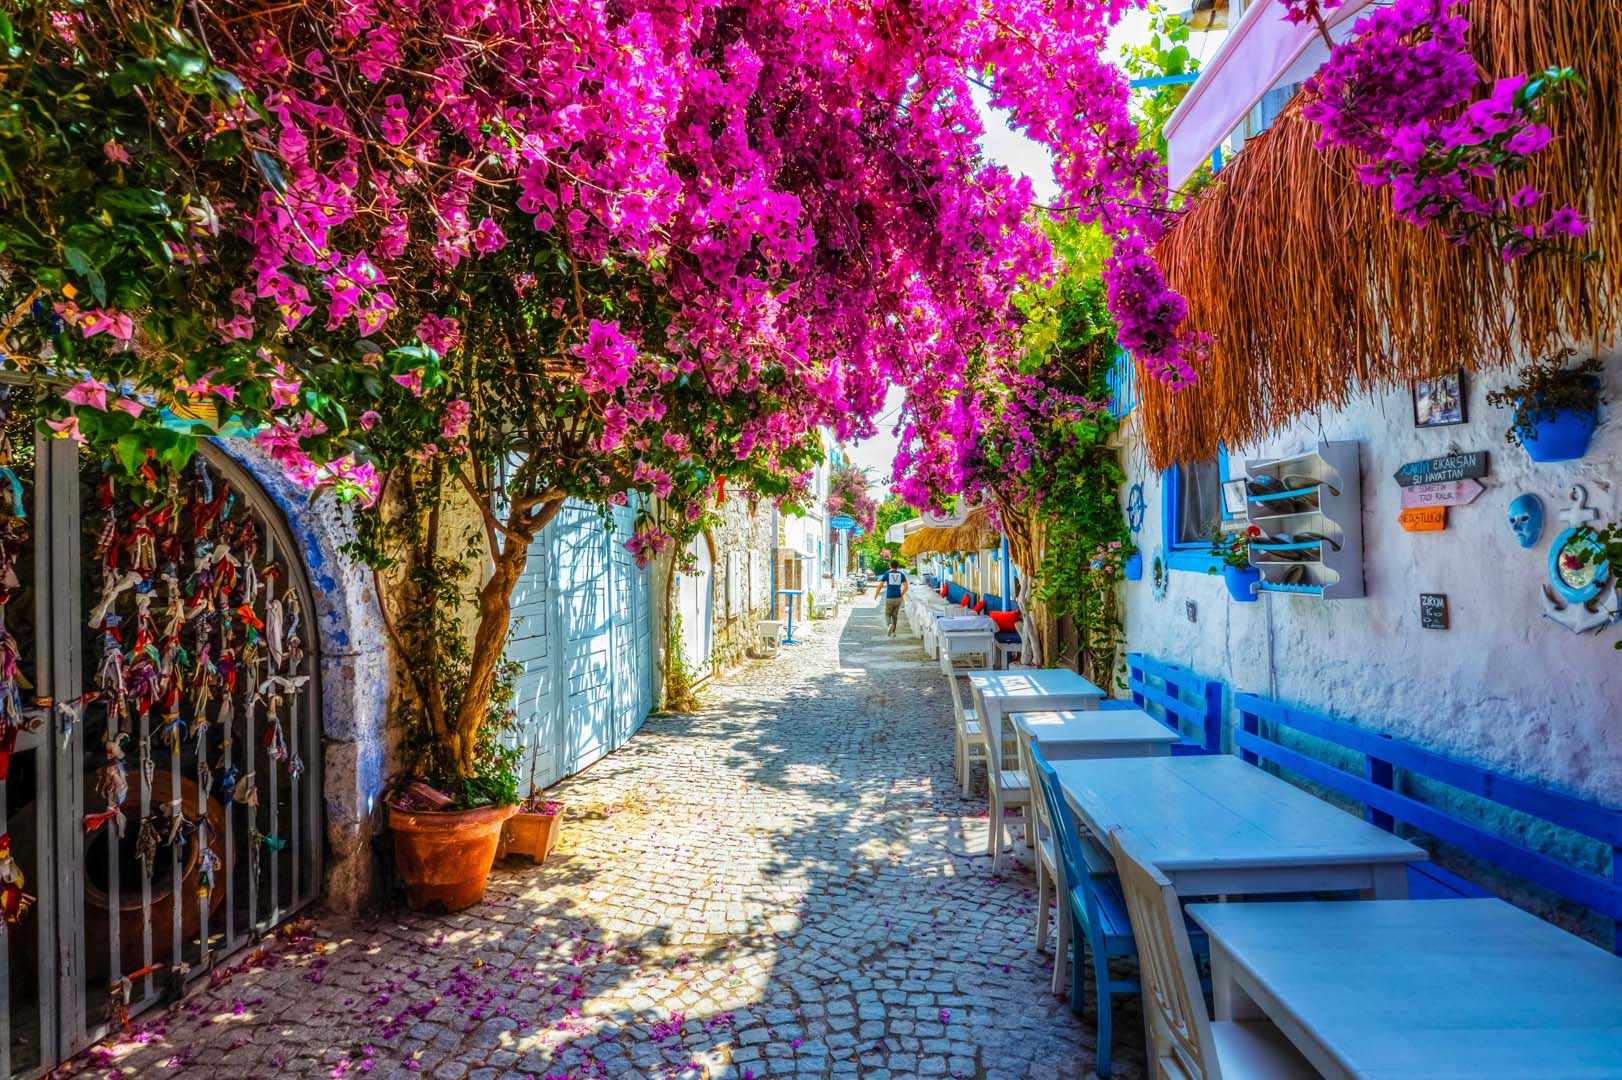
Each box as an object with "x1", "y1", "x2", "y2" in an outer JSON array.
[{"x1": 506, "y1": 500, "x2": 652, "y2": 791}]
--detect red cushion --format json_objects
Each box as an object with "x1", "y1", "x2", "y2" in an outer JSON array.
[
  {"x1": 973, "y1": 600, "x2": 987, "y2": 614},
  {"x1": 988, "y1": 610, "x2": 1021, "y2": 633},
  {"x1": 960, "y1": 594, "x2": 972, "y2": 608},
  {"x1": 940, "y1": 584, "x2": 948, "y2": 597}
]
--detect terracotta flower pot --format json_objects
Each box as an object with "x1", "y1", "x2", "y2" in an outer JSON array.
[
  {"x1": 388, "y1": 803, "x2": 516, "y2": 913},
  {"x1": 499, "y1": 804, "x2": 565, "y2": 864}
]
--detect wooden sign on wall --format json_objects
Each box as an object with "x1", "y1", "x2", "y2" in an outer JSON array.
[
  {"x1": 1399, "y1": 506, "x2": 1447, "y2": 532},
  {"x1": 1400, "y1": 479, "x2": 1484, "y2": 509},
  {"x1": 1420, "y1": 593, "x2": 1449, "y2": 629},
  {"x1": 1393, "y1": 452, "x2": 1489, "y2": 488}
]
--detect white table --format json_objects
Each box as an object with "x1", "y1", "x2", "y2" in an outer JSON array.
[
  {"x1": 1188, "y1": 898, "x2": 1622, "y2": 1079},
  {"x1": 968, "y1": 669, "x2": 1108, "y2": 733},
  {"x1": 1051, "y1": 754, "x2": 1423, "y2": 898},
  {"x1": 1014, "y1": 708, "x2": 1179, "y2": 761},
  {"x1": 936, "y1": 616, "x2": 997, "y2": 674}
]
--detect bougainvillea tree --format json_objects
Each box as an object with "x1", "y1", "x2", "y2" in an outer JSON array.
[{"x1": 827, "y1": 466, "x2": 878, "y2": 536}]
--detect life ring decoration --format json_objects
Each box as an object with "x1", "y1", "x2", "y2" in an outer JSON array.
[
  {"x1": 1150, "y1": 544, "x2": 1169, "y2": 600},
  {"x1": 1126, "y1": 483, "x2": 1146, "y2": 534},
  {"x1": 1541, "y1": 484, "x2": 1621, "y2": 634}
]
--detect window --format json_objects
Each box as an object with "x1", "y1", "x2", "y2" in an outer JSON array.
[
  {"x1": 1173, "y1": 459, "x2": 1223, "y2": 547},
  {"x1": 1162, "y1": 448, "x2": 1230, "y2": 573}
]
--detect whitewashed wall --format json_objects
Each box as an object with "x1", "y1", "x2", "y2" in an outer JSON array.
[{"x1": 1119, "y1": 341, "x2": 1622, "y2": 807}]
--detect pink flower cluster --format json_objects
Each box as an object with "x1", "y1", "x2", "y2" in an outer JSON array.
[{"x1": 1298, "y1": 0, "x2": 1587, "y2": 259}]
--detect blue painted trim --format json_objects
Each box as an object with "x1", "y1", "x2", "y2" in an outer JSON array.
[
  {"x1": 1162, "y1": 448, "x2": 1230, "y2": 574},
  {"x1": 1125, "y1": 652, "x2": 1223, "y2": 753},
  {"x1": 1129, "y1": 72, "x2": 1201, "y2": 89},
  {"x1": 1107, "y1": 349, "x2": 1139, "y2": 420},
  {"x1": 1249, "y1": 485, "x2": 1317, "y2": 504},
  {"x1": 1257, "y1": 581, "x2": 1322, "y2": 595},
  {"x1": 1236, "y1": 691, "x2": 1622, "y2": 954},
  {"x1": 1000, "y1": 534, "x2": 1012, "y2": 605}
]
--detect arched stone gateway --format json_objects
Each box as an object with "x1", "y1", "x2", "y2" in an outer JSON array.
[{"x1": 0, "y1": 386, "x2": 386, "y2": 1077}]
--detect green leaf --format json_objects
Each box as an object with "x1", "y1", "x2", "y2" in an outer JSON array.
[
  {"x1": 115, "y1": 433, "x2": 145, "y2": 477},
  {"x1": 109, "y1": 59, "x2": 162, "y2": 96},
  {"x1": 96, "y1": 187, "x2": 171, "y2": 217},
  {"x1": 62, "y1": 245, "x2": 108, "y2": 306},
  {"x1": 202, "y1": 131, "x2": 244, "y2": 161},
  {"x1": 0, "y1": 10, "x2": 14, "y2": 50},
  {"x1": 162, "y1": 50, "x2": 208, "y2": 79}
]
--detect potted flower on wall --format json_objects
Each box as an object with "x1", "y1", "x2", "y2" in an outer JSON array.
[
  {"x1": 1209, "y1": 525, "x2": 1261, "y2": 602},
  {"x1": 1485, "y1": 350, "x2": 1604, "y2": 462}
]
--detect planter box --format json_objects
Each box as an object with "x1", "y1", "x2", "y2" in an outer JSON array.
[{"x1": 499, "y1": 804, "x2": 565, "y2": 864}]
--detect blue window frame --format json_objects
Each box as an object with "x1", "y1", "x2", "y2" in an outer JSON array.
[
  {"x1": 1162, "y1": 446, "x2": 1231, "y2": 574},
  {"x1": 1106, "y1": 350, "x2": 1139, "y2": 421}
]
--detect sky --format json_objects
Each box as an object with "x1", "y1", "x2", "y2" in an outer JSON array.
[{"x1": 843, "y1": 9, "x2": 1231, "y2": 498}]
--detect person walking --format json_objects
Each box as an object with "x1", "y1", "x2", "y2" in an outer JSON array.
[{"x1": 872, "y1": 559, "x2": 909, "y2": 637}]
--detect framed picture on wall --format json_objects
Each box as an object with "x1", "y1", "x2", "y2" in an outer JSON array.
[
  {"x1": 1220, "y1": 478, "x2": 1250, "y2": 518},
  {"x1": 1412, "y1": 371, "x2": 1467, "y2": 428}
]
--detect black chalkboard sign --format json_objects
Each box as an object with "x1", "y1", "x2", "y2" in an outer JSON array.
[{"x1": 1420, "y1": 593, "x2": 1449, "y2": 630}]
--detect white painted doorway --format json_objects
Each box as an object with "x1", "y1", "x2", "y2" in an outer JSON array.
[{"x1": 677, "y1": 536, "x2": 713, "y2": 677}]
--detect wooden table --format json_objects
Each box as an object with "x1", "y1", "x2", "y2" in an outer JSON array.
[
  {"x1": 1013, "y1": 708, "x2": 1179, "y2": 761},
  {"x1": 1188, "y1": 898, "x2": 1622, "y2": 1078},
  {"x1": 1051, "y1": 754, "x2": 1423, "y2": 898}
]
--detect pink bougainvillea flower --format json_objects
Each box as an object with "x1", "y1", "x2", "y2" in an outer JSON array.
[
  {"x1": 269, "y1": 376, "x2": 303, "y2": 409},
  {"x1": 112, "y1": 397, "x2": 144, "y2": 417},
  {"x1": 358, "y1": 410, "x2": 381, "y2": 431},
  {"x1": 415, "y1": 314, "x2": 460, "y2": 355},
  {"x1": 102, "y1": 140, "x2": 130, "y2": 163},
  {"x1": 63, "y1": 379, "x2": 109, "y2": 410},
  {"x1": 46, "y1": 416, "x2": 85, "y2": 443},
  {"x1": 393, "y1": 369, "x2": 424, "y2": 396},
  {"x1": 440, "y1": 398, "x2": 471, "y2": 441},
  {"x1": 79, "y1": 309, "x2": 135, "y2": 340}
]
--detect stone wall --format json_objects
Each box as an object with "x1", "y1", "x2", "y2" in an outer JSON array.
[{"x1": 218, "y1": 440, "x2": 394, "y2": 917}]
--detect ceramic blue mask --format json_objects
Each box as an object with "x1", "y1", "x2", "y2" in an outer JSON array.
[{"x1": 1508, "y1": 494, "x2": 1543, "y2": 548}]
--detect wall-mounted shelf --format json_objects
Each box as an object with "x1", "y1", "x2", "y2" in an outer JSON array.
[{"x1": 1242, "y1": 440, "x2": 1364, "y2": 599}]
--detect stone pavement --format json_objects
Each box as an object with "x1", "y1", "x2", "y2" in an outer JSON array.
[{"x1": 69, "y1": 596, "x2": 1142, "y2": 1079}]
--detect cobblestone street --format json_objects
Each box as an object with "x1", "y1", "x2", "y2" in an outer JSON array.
[{"x1": 73, "y1": 597, "x2": 1136, "y2": 1080}]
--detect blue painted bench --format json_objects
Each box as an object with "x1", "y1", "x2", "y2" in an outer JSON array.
[
  {"x1": 1124, "y1": 653, "x2": 1223, "y2": 755},
  {"x1": 1235, "y1": 691, "x2": 1622, "y2": 955},
  {"x1": 944, "y1": 581, "x2": 971, "y2": 605}
]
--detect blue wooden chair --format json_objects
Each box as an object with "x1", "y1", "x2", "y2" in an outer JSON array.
[{"x1": 1030, "y1": 745, "x2": 1208, "y2": 1077}]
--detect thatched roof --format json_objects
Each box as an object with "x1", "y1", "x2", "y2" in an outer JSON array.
[
  {"x1": 1139, "y1": 0, "x2": 1619, "y2": 468},
  {"x1": 900, "y1": 508, "x2": 999, "y2": 557}
]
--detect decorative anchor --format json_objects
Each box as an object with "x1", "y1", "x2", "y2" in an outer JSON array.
[{"x1": 1540, "y1": 484, "x2": 1622, "y2": 634}]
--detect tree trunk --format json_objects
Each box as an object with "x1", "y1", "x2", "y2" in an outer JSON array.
[{"x1": 445, "y1": 494, "x2": 566, "y2": 778}]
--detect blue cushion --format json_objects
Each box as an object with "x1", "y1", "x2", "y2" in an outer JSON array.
[{"x1": 993, "y1": 631, "x2": 1021, "y2": 644}]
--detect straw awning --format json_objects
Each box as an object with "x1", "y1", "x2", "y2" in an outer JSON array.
[
  {"x1": 899, "y1": 508, "x2": 999, "y2": 558},
  {"x1": 1140, "y1": 0, "x2": 1620, "y2": 469}
]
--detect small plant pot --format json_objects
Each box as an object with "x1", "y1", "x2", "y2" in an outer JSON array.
[
  {"x1": 499, "y1": 804, "x2": 565, "y2": 864},
  {"x1": 1223, "y1": 564, "x2": 1261, "y2": 602},
  {"x1": 388, "y1": 803, "x2": 516, "y2": 913},
  {"x1": 1123, "y1": 552, "x2": 1144, "y2": 581},
  {"x1": 1519, "y1": 407, "x2": 1597, "y2": 463}
]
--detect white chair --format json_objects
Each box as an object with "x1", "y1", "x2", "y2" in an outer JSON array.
[
  {"x1": 756, "y1": 620, "x2": 783, "y2": 653},
  {"x1": 978, "y1": 687, "x2": 1033, "y2": 874},
  {"x1": 1017, "y1": 725, "x2": 1067, "y2": 986},
  {"x1": 1110, "y1": 830, "x2": 1316, "y2": 1080},
  {"x1": 947, "y1": 673, "x2": 988, "y2": 796},
  {"x1": 938, "y1": 629, "x2": 994, "y2": 675}
]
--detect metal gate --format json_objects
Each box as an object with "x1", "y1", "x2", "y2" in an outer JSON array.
[
  {"x1": 0, "y1": 388, "x2": 321, "y2": 1078},
  {"x1": 506, "y1": 501, "x2": 653, "y2": 793}
]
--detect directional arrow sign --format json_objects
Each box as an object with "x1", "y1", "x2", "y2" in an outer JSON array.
[
  {"x1": 1401, "y1": 479, "x2": 1484, "y2": 509},
  {"x1": 1393, "y1": 452, "x2": 1489, "y2": 487},
  {"x1": 1399, "y1": 506, "x2": 1447, "y2": 532},
  {"x1": 829, "y1": 515, "x2": 856, "y2": 530}
]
